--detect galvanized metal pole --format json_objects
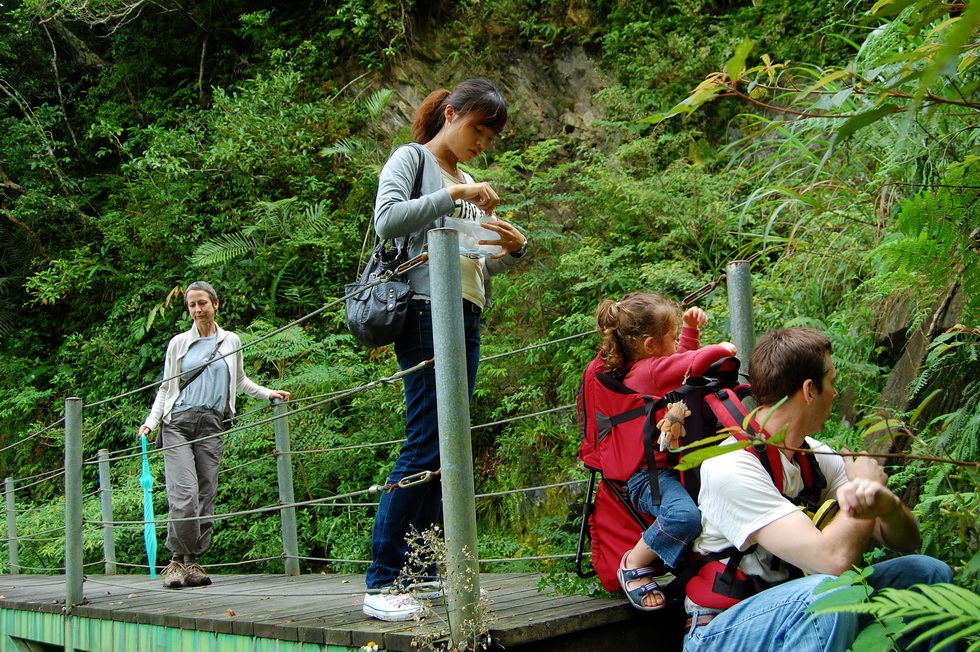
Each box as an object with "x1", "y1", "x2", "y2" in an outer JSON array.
[
  {"x1": 726, "y1": 260, "x2": 756, "y2": 372},
  {"x1": 273, "y1": 399, "x2": 300, "y2": 577},
  {"x1": 64, "y1": 397, "x2": 84, "y2": 610},
  {"x1": 429, "y1": 228, "x2": 481, "y2": 641},
  {"x1": 5, "y1": 477, "x2": 18, "y2": 575},
  {"x1": 97, "y1": 449, "x2": 117, "y2": 575}
]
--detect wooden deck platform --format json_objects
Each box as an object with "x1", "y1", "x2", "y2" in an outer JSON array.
[{"x1": 0, "y1": 572, "x2": 684, "y2": 651}]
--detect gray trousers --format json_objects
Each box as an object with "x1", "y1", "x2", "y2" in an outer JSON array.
[{"x1": 161, "y1": 408, "x2": 224, "y2": 558}]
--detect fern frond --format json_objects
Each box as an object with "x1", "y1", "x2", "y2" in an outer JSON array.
[
  {"x1": 812, "y1": 583, "x2": 980, "y2": 652},
  {"x1": 320, "y1": 137, "x2": 370, "y2": 159},
  {"x1": 252, "y1": 197, "x2": 299, "y2": 236},
  {"x1": 190, "y1": 233, "x2": 261, "y2": 266},
  {"x1": 364, "y1": 89, "x2": 393, "y2": 120},
  {"x1": 301, "y1": 200, "x2": 332, "y2": 236},
  {"x1": 875, "y1": 583, "x2": 980, "y2": 628}
]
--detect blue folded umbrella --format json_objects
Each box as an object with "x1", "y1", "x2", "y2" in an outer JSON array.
[{"x1": 139, "y1": 434, "x2": 158, "y2": 579}]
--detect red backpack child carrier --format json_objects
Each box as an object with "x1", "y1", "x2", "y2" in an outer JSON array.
[
  {"x1": 575, "y1": 353, "x2": 749, "y2": 592},
  {"x1": 575, "y1": 351, "x2": 832, "y2": 604}
]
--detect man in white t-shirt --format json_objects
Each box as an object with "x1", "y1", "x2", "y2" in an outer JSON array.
[{"x1": 684, "y1": 327, "x2": 952, "y2": 652}]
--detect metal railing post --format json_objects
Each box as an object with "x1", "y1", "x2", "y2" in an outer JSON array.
[
  {"x1": 429, "y1": 228, "x2": 481, "y2": 641},
  {"x1": 726, "y1": 260, "x2": 756, "y2": 372},
  {"x1": 273, "y1": 400, "x2": 300, "y2": 577},
  {"x1": 64, "y1": 397, "x2": 84, "y2": 609},
  {"x1": 98, "y1": 449, "x2": 116, "y2": 575},
  {"x1": 5, "y1": 477, "x2": 18, "y2": 574}
]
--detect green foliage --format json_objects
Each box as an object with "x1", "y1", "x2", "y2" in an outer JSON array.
[
  {"x1": 0, "y1": 0, "x2": 978, "y2": 599},
  {"x1": 191, "y1": 197, "x2": 341, "y2": 312},
  {"x1": 810, "y1": 569, "x2": 980, "y2": 652},
  {"x1": 865, "y1": 158, "x2": 980, "y2": 323},
  {"x1": 885, "y1": 328, "x2": 980, "y2": 591}
]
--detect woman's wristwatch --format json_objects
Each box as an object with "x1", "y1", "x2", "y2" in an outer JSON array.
[{"x1": 510, "y1": 237, "x2": 528, "y2": 259}]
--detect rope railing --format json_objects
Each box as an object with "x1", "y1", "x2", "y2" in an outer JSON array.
[
  {"x1": 0, "y1": 524, "x2": 66, "y2": 541},
  {"x1": 218, "y1": 454, "x2": 276, "y2": 476},
  {"x1": 3, "y1": 323, "x2": 581, "y2": 478},
  {"x1": 5, "y1": 503, "x2": 65, "y2": 516},
  {"x1": 284, "y1": 439, "x2": 406, "y2": 456},
  {"x1": 88, "y1": 358, "x2": 434, "y2": 467},
  {"x1": 67, "y1": 471, "x2": 589, "y2": 575},
  {"x1": 87, "y1": 484, "x2": 389, "y2": 527},
  {"x1": 475, "y1": 479, "x2": 586, "y2": 499},
  {"x1": 0, "y1": 417, "x2": 65, "y2": 456},
  {"x1": 479, "y1": 553, "x2": 577, "y2": 564},
  {"x1": 0, "y1": 361, "x2": 586, "y2": 583}
]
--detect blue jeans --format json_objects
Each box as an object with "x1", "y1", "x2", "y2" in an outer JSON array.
[
  {"x1": 685, "y1": 555, "x2": 953, "y2": 652},
  {"x1": 365, "y1": 299, "x2": 481, "y2": 589},
  {"x1": 627, "y1": 468, "x2": 701, "y2": 568}
]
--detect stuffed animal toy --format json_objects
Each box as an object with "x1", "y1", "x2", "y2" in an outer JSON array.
[{"x1": 657, "y1": 401, "x2": 691, "y2": 451}]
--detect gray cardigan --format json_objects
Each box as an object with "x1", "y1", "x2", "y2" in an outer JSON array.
[{"x1": 373, "y1": 143, "x2": 522, "y2": 307}]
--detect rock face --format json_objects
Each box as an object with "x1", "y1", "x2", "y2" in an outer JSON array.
[
  {"x1": 865, "y1": 283, "x2": 965, "y2": 456},
  {"x1": 369, "y1": 45, "x2": 611, "y2": 147}
]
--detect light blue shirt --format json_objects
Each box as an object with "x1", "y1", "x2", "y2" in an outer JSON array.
[{"x1": 173, "y1": 334, "x2": 229, "y2": 415}]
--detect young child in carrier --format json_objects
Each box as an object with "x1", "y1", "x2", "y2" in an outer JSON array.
[{"x1": 595, "y1": 292, "x2": 737, "y2": 611}]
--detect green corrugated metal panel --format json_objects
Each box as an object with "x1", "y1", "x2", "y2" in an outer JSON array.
[
  {"x1": 0, "y1": 607, "x2": 364, "y2": 652},
  {"x1": 1, "y1": 608, "x2": 65, "y2": 647}
]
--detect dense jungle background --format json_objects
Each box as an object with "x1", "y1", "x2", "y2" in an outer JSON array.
[{"x1": 2, "y1": 0, "x2": 979, "y2": 629}]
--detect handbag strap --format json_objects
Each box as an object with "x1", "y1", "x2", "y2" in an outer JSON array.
[
  {"x1": 378, "y1": 144, "x2": 427, "y2": 257},
  {"x1": 407, "y1": 143, "x2": 425, "y2": 200},
  {"x1": 178, "y1": 336, "x2": 223, "y2": 393}
]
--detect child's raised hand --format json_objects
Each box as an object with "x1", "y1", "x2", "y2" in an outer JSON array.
[{"x1": 683, "y1": 307, "x2": 709, "y2": 328}]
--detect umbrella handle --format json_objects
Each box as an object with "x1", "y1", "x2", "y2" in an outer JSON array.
[{"x1": 141, "y1": 433, "x2": 148, "y2": 455}]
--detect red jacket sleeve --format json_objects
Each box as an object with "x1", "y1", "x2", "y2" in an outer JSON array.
[
  {"x1": 687, "y1": 344, "x2": 737, "y2": 377},
  {"x1": 677, "y1": 326, "x2": 702, "y2": 354},
  {"x1": 624, "y1": 343, "x2": 734, "y2": 396}
]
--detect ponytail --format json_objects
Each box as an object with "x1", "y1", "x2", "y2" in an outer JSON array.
[
  {"x1": 412, "y1": 89, "x2": 452, "y2": 144},
  {"x1": 596, "y1": 300, "x2": 629, "y2": 374}
]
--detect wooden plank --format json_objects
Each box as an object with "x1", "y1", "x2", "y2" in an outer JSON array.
[{"x1": 0, "y1": 572, "x2": 665, "y2": 652}]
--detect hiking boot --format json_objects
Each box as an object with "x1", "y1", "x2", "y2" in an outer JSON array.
[
  {"x1": 362, "y1": 592, "x2": 427, "y2": 621},
  {"x1": 183, "y1": 562, "x2": 212, "y2": 587},
  {"x1": 161, "y1": 560, "x2": 187, "y2": 589}
]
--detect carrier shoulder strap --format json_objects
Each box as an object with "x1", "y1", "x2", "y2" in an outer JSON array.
[
  {"x1": 680, "y1": 391, "x2": 832, "y2": 605},
  {"x1": 593, "y1": 370, "x2": 669, "y2": 504},
  {"x1": 792, "y1": 440, "x2": 828, "y2": 506},
  {"x1": 593, "y1": 371, "x2": 652, "y2": 438},
  {"x1": 705, "y1": 389, "x2": 784, "y2": 493},
  {"x1": 706, "y1": 389, "x2": 828, "y2": 502}
]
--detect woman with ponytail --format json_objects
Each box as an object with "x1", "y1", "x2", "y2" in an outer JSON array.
[{"x1": 363, "y1": 79, "x2": 528, "y2": 621}]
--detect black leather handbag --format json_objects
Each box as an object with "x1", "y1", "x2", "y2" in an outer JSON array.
[{"x1": 344, "y1": 145, "x2": 424, "y2": 348}]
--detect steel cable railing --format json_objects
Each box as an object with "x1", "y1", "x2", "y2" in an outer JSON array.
[
  {"x1": 3, "y1": 396, "x2": 586, "y2": 573},
  {"x1": 2, "y1": 258, "x2": 610, "y2": 579}
]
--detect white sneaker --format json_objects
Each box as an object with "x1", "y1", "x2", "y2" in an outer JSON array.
[{"x1": 363, "y1": 592, "x2": 426, "y2": 622}]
